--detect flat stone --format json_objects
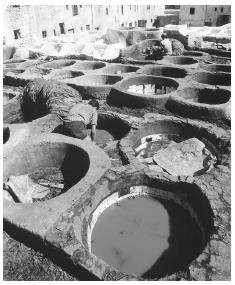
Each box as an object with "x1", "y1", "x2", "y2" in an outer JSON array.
[
  {"x1": 6, "y1": 175, "x2": 50, "y2": 203},
  {"x1": 153, "y1": 138, "x2": 215, "y2": 176}
]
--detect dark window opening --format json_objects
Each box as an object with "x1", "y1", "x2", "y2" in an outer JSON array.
[
  {"x1": 135, "y1": 21, "x2": 137, "y2": 27},
  {"x1": 80, "y1": 5, "x2": 82, "y2": 8},
  {"x1": 66, "y1": 5, "x2": 68, "y2": 10},
  {"x1": 129, "y1": 22, "x2": 133, "y2": 27},
  {"x1": 81, "y1": 27, "x2": 83, "y2": 32},
  {"x1": 121, "y1": 5, "x2": 124, "y2": 15},
  {"x1": 190, "y1": 8, "x2": 195, "y2": 15},
  {"x1": 205, "y1": 22, "x2": 212, "y2": 26},
  {"x1": 42, "y1": 30, "x2": 47, "y2": 38},
  {"x1": 221, "y1": 8, "x2": 224, "y2": 12},
  {"x1": 147, "y1": 5, "x2": 150, "y2": 10},
  {"x1": 59, "y1": 23, "x2": 65, "y2": 34},
  {"x1": 151, "y1": 19, "x2": 153, "y2": 22},
  {"x1": 13, "y1": 29, "x2": 21, "y2": 39},
  {"x1": 72, "y1": 5, "x2": 78, "y2": 16},
  {"x1": 106, "y1": 8, "x2": 108, "y2": 15},
  {"x1": 121, "y1": 23, "x2": 124, "y2": 27},
  {"x1": 215, "y1": 8, "x2": 217, "y2": 11},
  {"x1": 68, "y1": 28, "x2": 75, "y2": 34},
  {"x1": 86, "y1": 25, "x2": 90, "y2": 31},
  {"x1": 165, "y1": 5, "x2": 180, "y2": 9},
  {"x1": 130, "y1": 5, "x2": 131, "y2": 10},
  {"x1": 54, "y1": 29, "x2": 57, "y2": 36},
  {"x1": 12, "y1": 5, "x2": 20, "y2": 7}
]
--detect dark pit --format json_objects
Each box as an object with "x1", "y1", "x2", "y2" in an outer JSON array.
[
  {"x1": 160, "y1": 56, "x2": 198, "y2": 65},
  {"x1": 209, "y1": 56, "x2": 231, "y2": 65},
  {"x1": 101, "y1": 64, "x2": 140, "y2": 75},
  {"x1": 199, "y1": 63, "x2": 231, "y2": 73},
  {"x1": 71, "y1": 60, "x2": 106, "y2": 71},
  {"x1": 3, "y1": 141, "x2": 90, "y2": 203},
  {"x1": 182, "y1": 51, "x2": 205, "y2": 57},
  {"x1": 137, "y1": 65, "x2": 187, "y2": 78},
  {"x1": 177, "y1": 87, "x2": 231, "y2": 105},
  {"x1": 191, "y1": 72, "x2": 231, "y2": 86}
]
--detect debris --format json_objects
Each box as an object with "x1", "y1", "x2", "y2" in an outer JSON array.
[
  {"x1": 153, "y1": 138, "x2": 216, "y2": 176},
  {"x1": 5, "y1": 175, "x2": 50, "y2": 203}
]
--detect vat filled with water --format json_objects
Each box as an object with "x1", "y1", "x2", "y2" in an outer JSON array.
[{"x1": 91, "y1": 194, "x2": 203, "y2": 279}]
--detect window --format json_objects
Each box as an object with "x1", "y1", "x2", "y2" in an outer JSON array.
[
  {"x1": 13, "y1": 29, "x2": 21, "y2": 39},
  {"x1": 59, "y1": 23, "x2": 65, "y2": 34},
  {"x1": 66, "y1": 5, "x2": 68, "y2": 10},
  {"x1": 190, "y1": 7, "x2": 195, "y2": 15},
  {"x1": 42, "y1": 30, "x2": 47, "y2": 38},
  {"x1": 106, "y1": 8, "x2": 108, "y2": 15},
  {"x1": 54, "y1": 29, "x2": 56, "y2": 36},
  {"x1": 121, "y1": 23, "x2": 124, "y2": 27},
  {"x1": 221, "y1": 7, "x2": 224, "y2": 12},
  {"x1": 165, "y1": 5, "x2": 180, "y2": 9},
  {"x1": 147, "y1": 5, "x2": 150, "y2": 10},
  {"x1": 151, "y1": 19, "x2": 153, "y2": 23},
  {"x1": 86, "y1": 25, "x2": 90, "y2": 31},
  {"x1": 215, "y1": 7, "x2": 217, "y2": 11},
  {"x1": 72, "y1": 5, "x2": 78, "y2": 16},
  {"x1": 80, "y1": 5, "x2": 82, "y2": 8},
  {"x1": 135, "y1": 21, "x2": 137, "y2": 27},
  {"x1": 68, "y1": 28, "x2": 75, "y2": 34},
  {"x1": 121, "y1": 5, "x2": 124, "y2": 15},
  {"x1": 130, "y1": 5, "x2": 131, "y2": 10},
  {"x1": 129, "y1": 22, "x2": 133, "y2": 27},
  {"x1": 12, "y1": 5, "x2": 20, "y2": 7},
  {"x1": 80, "y1": 27, "x2": 83, "y2": 32}
]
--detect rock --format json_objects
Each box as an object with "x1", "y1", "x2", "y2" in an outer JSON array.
[
  {"x1": 6, "y1": 175, "x2": 50, "y2": 203},
  {"x1": 153, "y1": 138, "x2": 215, "y2": 176},
  {"x1": 148, "y1": 165, "x2": 164, "y2": 172},
  {"x1": 3, "y1": 190, "x2": 14, "y2": 202}
]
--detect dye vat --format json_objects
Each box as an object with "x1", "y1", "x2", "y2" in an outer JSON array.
[
  {"x1": 137, "y1": 65, "x2": 187, "y2": 79},
  {"x1": 159, "y1": 56, "x2": 198, "y2": 65},
  {"x1": 91, "y1": 195, "x2": 202, "y2": 278},
  {"x1": 3, "y1": 140, "x2": 90, "y2": 203},
  {"x1": 190, "y1": 72, "x2": 231, "y2": 86},
  {"x1": 135, "y1": 134, "x2": 217, "y2": 176},
  {"x1": 128, "y1": 83, "x2": 176, "y2": 95}
]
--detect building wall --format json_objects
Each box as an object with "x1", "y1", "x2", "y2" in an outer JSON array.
[
  {"x1": 179, "y1": 5, "x2": 231, "y2": 27},
  {"x1": 179, "y1": 6, "x2": 206, "y2": 26},
  {"x1": 3, "y1": 5, "x2": 166, "y2": 46}
]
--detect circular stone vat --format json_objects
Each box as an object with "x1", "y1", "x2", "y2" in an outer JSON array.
[
  {"x1": 175, "y1": 87, "x2": 230, "y2": 105},
  {"x1": 167, "y1": 88, "x2": 231, "y2": 121},
  {"x1": 209, "y1": 56, "x2": 231, "y2": 65},
  {"x1": 65, "y1": 74, "x2": 123, "y2": 99},
  {"x1": 101, "y1": 64, "x2": 140, "y2": 75},
  {"x1": 119, "y1": 119, "x2": 230, "y2": 175},
  {"x1": 137, "y1": 65, "x2": 187, "y2": 78},
  {"x1": 48, "y1": 70, "x2": 84, "y2": 80},
  {"x1": 199, "y1": 63, "x2": 231, "y2": 73},
  {"x1": 190, "y1": 72, "x2": 231, "y2": 86},
  {"x1": 3, "y1": 139, "x2": 90, "y2": 203},
  {"x1": 88, "y1": 183, "x2": 211, "y2": 279},
  {"x1": 38, "y1": 59, "x2": 76, "y2": 69},
  {"x1": 159, "y1": 56, "x2": 198, "y2": 65},
  {"x1": 182, "y1": 51, "x2": 206, "y2": 57},
  {"x1": 70, "y1": 60, "x2": 106, "y2": 72},
  {"x1": 108, "y1": 75, "x2": 179, "y2": 108},
  {"x1": 53, "y1": 112, "x2": 131, "y2": 147},
  {"x1": 4, "y1": 69, "x2": 50, "y2": 87}
]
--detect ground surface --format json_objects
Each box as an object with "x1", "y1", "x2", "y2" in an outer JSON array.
[{"x1": 3, "y1": 231, "x2": 76, "y2": 281}]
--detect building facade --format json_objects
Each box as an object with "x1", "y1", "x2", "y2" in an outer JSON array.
[
  {"x1": 179, "y1": 5, "x2": 231, "y2": 27},
  {"x1": 3, "y1": 5, "x2": 165, "y2": 47}
]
